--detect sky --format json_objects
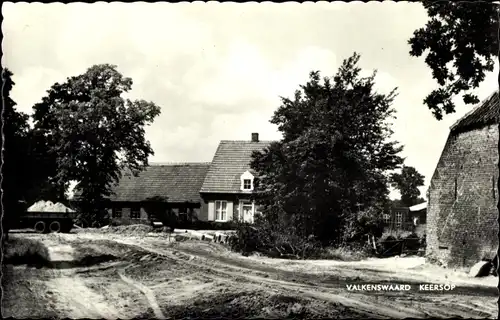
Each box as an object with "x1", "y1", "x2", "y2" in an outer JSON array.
[{"x1": 2, "y1": 2, "x2": 498, "y2": 200}]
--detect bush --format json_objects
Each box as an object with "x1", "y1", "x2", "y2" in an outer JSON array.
[
  {"x1": 318, "y1": 245, "x2": 371, "y2": 261},
  {"x1": 342, "y1": 208, "x2": 384, "y2": 246},
  {"x1": 3, "y1": 236, "x2": 50, "y2": 267},
  {"x1": 176, "y1": 220, "x2": 238, "y2": 231},
  {"x1": 230, "y1": 218, "x2": 322, "y2": 259},
  {"x1": 230, "y1": 222, "x2": 262, "y2": 255}
]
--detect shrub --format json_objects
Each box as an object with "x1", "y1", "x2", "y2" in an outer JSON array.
[
  {"x1": 176, "y1": 220, "x2": 238, "y2": 231},
  {"x1": 341, "y1": 208, "x2": 384, "y2": 246},
  {"x1": 230, "y1": 217, "x2": 322, "y2": 259},
  {"x1": 4, "y1": 236, "x2": 50, "y2": 267},
  {"x1": 318, "y1": 245, "x2": 370, "y2": 261}
]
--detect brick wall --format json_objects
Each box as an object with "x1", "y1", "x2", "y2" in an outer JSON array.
[{"x1": 427, "y1": 124, "x2": 499, "y2": 268}]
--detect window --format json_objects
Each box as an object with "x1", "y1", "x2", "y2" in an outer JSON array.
[
  {"x1": 112, "y1": 208, "x2": 122, "y2": 218},
  {"x1": 396, "y1": 212, "x2": 402, "y2": 227},
  {"x1": 131, "y1": 208, "x2": 141, "y2": 219},
  {"x1": 383, "y1": 213, "x2": 390, "y2": 224},
  {"x1": 240, "y1": 170, "x2": 254, "y2": 191},
  {"x1": 178, "y1": 207, "x2": 188, "y2": 222},
  {"x1": 241, "y1": 201, "x2": 254, "y2": 223},
  {"x1": 215, "y1": 201, "x2": 227, "y2": 221},
  {"x1": 243, "y1": 179, "x2": 252, "y2": 190}
]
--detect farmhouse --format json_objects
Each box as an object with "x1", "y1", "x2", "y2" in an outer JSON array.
[
  {"x1": 199, "y1": 133, "x2": 272, "y2": 223},
  {"x1": 426, "y1": 91, "x2": 499, "y2": 268},
  {"x1": 104, "y1": 163, "x2": 210, "y2": 225},
  {"x1": 383, "y1": 203, "x2": 427, "y2": 236}
]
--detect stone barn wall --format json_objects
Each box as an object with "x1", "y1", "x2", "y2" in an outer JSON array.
[{"x1": 426, "y1": 124, "x2": 499, "y2": 268}]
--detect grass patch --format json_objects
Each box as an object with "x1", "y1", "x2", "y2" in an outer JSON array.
[
  {"x1": 317, "y1": 246, "x2": 370, "y2": 261},
  {"x1": 3, "y1": 236, "x2": 50, "y2": 267}
]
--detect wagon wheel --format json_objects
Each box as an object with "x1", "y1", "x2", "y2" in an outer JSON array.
[
  {"x1": 49, "y1": 221, "x2": 61, "y2": 233},
  {"x1": 34, "y1": 221, "x2": 46, "y2": 233}
]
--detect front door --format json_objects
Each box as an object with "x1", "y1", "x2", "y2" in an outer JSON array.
[{"x1": 241, "y1": 202, "x2": 254, "y2": 223}]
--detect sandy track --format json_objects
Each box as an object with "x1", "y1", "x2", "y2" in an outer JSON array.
[
  {"x1": 119, "y1": 236, "x2": 497, "y2": 319},
  {"x1": 46, "y1": 276, "x2": 125, "y2": 319},
  {"x1": 118, "y1": 272, "x2": 166, "y2": 319},
  {"x1": 5, "y1": 232, "x2": 498, "y2": 319}
]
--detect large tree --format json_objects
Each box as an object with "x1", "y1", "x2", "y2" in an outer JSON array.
[
  {"x1": 251, "y1": 53, "x2": 403, "y2": 245},
  {"x1": 1, "y1": 68, "x2": 31, "y2": 238},
  {"x1": 389, "y1": 165, "x2": 425, "y2": 207},
  {"x1": 1, "y1": 69, "x2": 65, "y2": 240},
  {"x1": 408, "y1": 1, "x2": 498, "y2": 119},
  {"x1": 32, "y1": 64, "x2": 161, "y2": 226}
]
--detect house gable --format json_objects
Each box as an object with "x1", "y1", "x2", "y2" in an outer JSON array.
[
  {"x1": 426, "y1": 91, "x2": 499, "y2": 268},
  {"x1": 200, "y1": 138, "x2": 273, "y2": 194}
]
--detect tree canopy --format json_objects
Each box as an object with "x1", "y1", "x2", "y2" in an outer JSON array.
[
  {"x1": 390, "y1": 165, "x2": 425, "y2": 207},
  {"x1": 408, "y1": 1, "x2": 498, "y2": 120},
  {"x1": 32, "y1": 64, "x2": 161, "y2": 226},
  {"x1": 2, "y1": 69, "x2": 31, "y2": 228},
  {"x1": 250, "y1": 53, "x2": 403, "y2": 245}
]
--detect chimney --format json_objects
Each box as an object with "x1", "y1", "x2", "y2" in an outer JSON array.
[{"x1": 251, "y1": 132, "x2": 259, "y2": 142}]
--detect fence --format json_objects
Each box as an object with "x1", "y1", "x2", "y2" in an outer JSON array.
[{"x1": 378, "y1": 238, "x2": 425, "y2": 257}]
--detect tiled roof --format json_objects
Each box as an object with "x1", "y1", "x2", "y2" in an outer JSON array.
[
  {"x1": 76, "y1": 163, "x2": 211, "y2": 203},
  {"x1": 450, "y1": 91, "x2": 499, "y2": 134},
  {"x1": 200, "y1": 140, "x2": 273, "y2": 194}
]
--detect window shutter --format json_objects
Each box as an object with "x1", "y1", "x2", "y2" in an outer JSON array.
[
  {"x1": 227, "y1": 201, "x2": 234, "y2": 221},
  {"x1": 208, "y1": 201, "x2": 215, "y2": 221}
]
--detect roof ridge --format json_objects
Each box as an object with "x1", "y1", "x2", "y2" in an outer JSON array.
[
  {"x1": 148, "y1": 162, "x2": 211, "y2": 166},
  {"x1": 219, "y1": 140, "x2": 276, "y2": 143}
]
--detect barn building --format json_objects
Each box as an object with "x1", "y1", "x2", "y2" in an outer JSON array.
[
  {"x1": 426, "y1": 91, "x2": 499, "y2": 268},
  {"x1": 70, "y1": 163, "x2": 211, "y2": 226}
]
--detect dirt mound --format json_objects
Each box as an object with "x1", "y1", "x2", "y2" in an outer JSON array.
[
  {"x1": 98, "y1": 225, "x2": 154, "y2": 235},
  {"x1": 27, "y1": 200, "x2": 75, "y2": 213}
]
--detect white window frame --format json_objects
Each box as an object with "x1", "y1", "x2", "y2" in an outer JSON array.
[
  {"x1": 112, "y1": 208, "x2": 122, "y2": 218},
  {"x1": 383, "y1": 213, "x2": 390, "y2": 224},
  {"x1": 240, "y1": 170, "x2": 254, "y2": 191},
  {"x1": 215, "y1": 200, "x2": 228, "y2": 222},
  {"x1": 131, "y1": 208, "x2": 141, "y2": 220},
  {"x1": 243, "y1": 179, "x2": 252, "y2": 190},
  {"x1": 240, "y1": 201, "x2": 255, "y2": 223},
  {"x1": 396, "y1": 212, "x2": 402, "y2": 227}
]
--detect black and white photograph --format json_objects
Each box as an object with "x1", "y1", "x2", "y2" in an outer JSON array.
[{"x1": 1, "y1": 1, "x2": 499, "y2": 319}]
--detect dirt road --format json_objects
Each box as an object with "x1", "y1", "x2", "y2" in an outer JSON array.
[{"x1": 3, "y1": 231, "x2": 498, "y2": 319}]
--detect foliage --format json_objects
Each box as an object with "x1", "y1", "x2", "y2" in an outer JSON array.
[
  {"x1": 250, "y1": 53, "x2": 403, "y2": 246},
  {"x1": 32, "y1": 64, "x2": 161, "y2": 226},
  {"x1": 408, "y1": 1, "x2": 498, "y2": 120},
  {"x1": 389, "y1": 165, "x2": 425, "y2": 207},
  {"x1": 317, "y1": 245, "x2": 371, "y2": 261},
  {"x1": 230, "y1": 215, "x2": 322, "y2": 259},
  {"x1": 4, "y1": 236, "x2": 50, "y2": 267},
  {"x1": 342, "y1": 207, "x2": 385, "y2": 245},
  {"x1": 1, "y1": 69, "x2": 29, "y2": 234},
  {"x1": 1, "y1": 69, "x2": 60, "y2": 238}
]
